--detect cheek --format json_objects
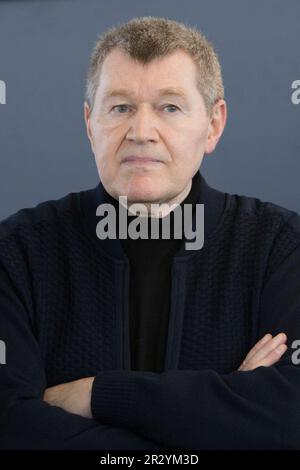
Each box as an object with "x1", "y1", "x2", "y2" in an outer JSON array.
[
  {"x1": 184, "y1": 128, "x2": 208, "y2": 160},
  {"x1": 91, "y1": 131, "x2": 116, "y2": 162},
  {"x1": 170, "y1": 129, "x2": 205, "y2": 159},
  {"x1": 170, "y1": 129, "x2": 207, "y2": 170}
]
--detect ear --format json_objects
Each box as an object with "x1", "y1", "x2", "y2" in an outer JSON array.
[
  {"x1": 204, "y1": 99, "x2": 227, "y2": 154},
  {"x1": 84, "y1": 101, "x2": 94, "y2": 151}
]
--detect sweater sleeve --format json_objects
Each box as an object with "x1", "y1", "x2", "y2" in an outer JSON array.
[
  {"x1": 90, "y1": 242, "x2": 300, "y2": 450},
  {"x1": 0, "y1": 263, "x2": 166, "y2": 450}
]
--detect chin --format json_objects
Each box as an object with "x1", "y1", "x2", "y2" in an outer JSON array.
[
  {"x1": 122, "y1": 178, "x2": 165, "y2": 203},
  {"x1": 126, "y1": 189, "x2": 161, "y2": 204}
]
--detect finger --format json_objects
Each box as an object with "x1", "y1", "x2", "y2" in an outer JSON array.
[
  {"x1": 238, "y1": 333, "x2": 287, "y2": 371},
  {"x1": 239, "y1": 343, "x2": 287, "y2": 371},
  {"x1": 243, "y1": 333, "x2": 272, "y2": 362},
  {"x1": 240, "y1": 335, "x2": 287, "y2": 371},
  {"x1": 258, "y1": 344, "x2": 288, "y2": 367},
  {"x1": 249, "y1": 332, "x2": 287, "y2": 363}
]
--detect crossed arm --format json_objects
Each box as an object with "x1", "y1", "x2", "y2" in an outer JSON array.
[
  {"x1": 43, "y1": 332, "x2": 288, "y2": 419},
  {"x1": 2, "y1": 237, "x2": 300, "y2": 449}
]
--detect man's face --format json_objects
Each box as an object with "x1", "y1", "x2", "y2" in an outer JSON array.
[{"x1": 84, "y1": 48, "x2": 226, "y2": 205}]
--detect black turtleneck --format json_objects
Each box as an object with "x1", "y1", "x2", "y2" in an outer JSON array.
[
  {"x1": 3, "y1": 168, "x2": 300, "y2": 450},
  {"x1": 105, "y1": 171, "x2": 201, "y2": 372}
]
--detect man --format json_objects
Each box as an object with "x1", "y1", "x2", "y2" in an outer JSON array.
[{"x1": 0, "y1": 16, "x2": 299, "y2": 450}]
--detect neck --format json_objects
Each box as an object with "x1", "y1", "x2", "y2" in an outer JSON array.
[{"x1": 119, "y1": 180, "x2": 193, "y2": 218}]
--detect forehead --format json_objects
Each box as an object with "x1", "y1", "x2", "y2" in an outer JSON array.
[{"x1": 97, "y1": 48, "x2": 198, "y2": 99}]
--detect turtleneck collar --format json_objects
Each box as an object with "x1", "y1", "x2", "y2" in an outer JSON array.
[
  {"x1": 79, "y1": 169, "x2": 228, "y2": 260},
  {"x1": 104, "y1": 170, "x2": 200, "y2": 214}
]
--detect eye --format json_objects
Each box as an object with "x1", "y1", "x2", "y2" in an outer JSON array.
[
  {"x1": 110, "y1": 103, "x2": 180, "y2": 114},
  {"x1": 163, "y1": 104, "x2": 180, "y2": 113},
  {"x1": 111, "y1": 104, "x2": 130, "y2": 113}
]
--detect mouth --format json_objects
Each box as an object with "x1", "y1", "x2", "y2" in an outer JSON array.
[{"x1": 122, "y1": 156, "x2": 163, "y2": 165}]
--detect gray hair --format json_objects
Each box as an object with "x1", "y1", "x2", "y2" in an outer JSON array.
[{"x1": 85, "y1": 16, "x2": 224, "y2": 117}]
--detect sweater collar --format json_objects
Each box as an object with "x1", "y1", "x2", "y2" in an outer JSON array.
[{"x1": 79, "y1": 169, "x2": 227, "y2": 260}]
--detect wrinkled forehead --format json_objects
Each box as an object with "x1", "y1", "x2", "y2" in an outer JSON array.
[{"x1": 95, "y1": 48, "x2": 199, "y2": 103}]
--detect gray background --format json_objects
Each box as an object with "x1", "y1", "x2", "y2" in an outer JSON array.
[{"x1": 0, "y1": 0, "x2": 299, "y2": 221}]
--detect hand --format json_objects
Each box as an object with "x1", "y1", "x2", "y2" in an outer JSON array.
[
  {"x1": 43, "y1": 376, "x2": 95, "y2": 418},
  {"x1": 238, "y1": 333, "x2": 287, "y2": 371}
]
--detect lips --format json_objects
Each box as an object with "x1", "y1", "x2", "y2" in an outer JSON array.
[{"x1": 122, "y1": 156, "x2": 162, "y2": 163}]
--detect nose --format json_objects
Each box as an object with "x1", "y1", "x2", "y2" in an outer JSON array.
[{"x1": 126, "y1": 105, "x2": 159, "y2": 143}]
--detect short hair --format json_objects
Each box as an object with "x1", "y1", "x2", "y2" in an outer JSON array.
[{"x1": 85, "y1": 16, "x2": 224, "y2": 117}]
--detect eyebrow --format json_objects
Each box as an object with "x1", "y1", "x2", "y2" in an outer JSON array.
[{"x1": 102, "y1": 87, "x2": 189, "y2": 103}]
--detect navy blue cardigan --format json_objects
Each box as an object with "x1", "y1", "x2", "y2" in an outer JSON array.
[{"x1": 1, "y1": 171, "x2": 300, "y2": 449}]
